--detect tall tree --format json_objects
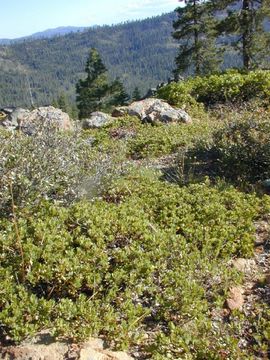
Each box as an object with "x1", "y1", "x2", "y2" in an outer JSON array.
[
  {"x1": 215, "y1": 0, "x2": 270, "y2": 70},
  {"x1": 52, "y1": 93, "x2": 78, "y2": 119},
  {"x1": 132, "y1": 87, "x2": 141, "y2": 101},
  {"x1": 76, "y1": 48, "x2": 109, "y2": 119},
  {"x1": 173, "y1": 0, "x2": 221, "y2": 76},
  {"x1": 108, "y1": 78, "x2": 130, "y2": 107},
  {"x1": 52, "y1": 93, "x2": 71, "y2": 113}
]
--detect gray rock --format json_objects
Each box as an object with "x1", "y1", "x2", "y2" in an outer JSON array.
[
  {"x1": 111, "y1": 107, "x2": 128, "y2": 118},
  {"x1": 143, "y1": 88, "x2": 157, "y2": 98},
  {"x1": 160, "y1": 109, "x2": 191, "y2": 124},
  {"x1": 0, "y1": 107, "x2": 16, "y2": 115},
  {"x1": 113, "y1": 98, "x2": 191, "y2": 124},
  {"x1": 261, "y1": 179, "x2": 270, "y2": 194},
  {"x1": 0, "y1": 343, "x2": 68, "y2": 360},
  {"x1": 83, "y1": 136, "x2": 96, "y2": 146},
  {"x1": 80, "y1": 346, "x2": 133, "y2": 360},
  {"x1": 82, "y1": 112, "x2": 113, "y2": 129},
  {"x1": 0, "y1": 108, "x2": 30, "y2": 130},
  {"x1": 0, "y1": 106, "x2": 73, "y2": 133},
  {"x1": 0, "y1": 334, "x2": 134, "y2": 360},
  {"x1": 23, "y1": 106, "x2": 73, "y2": 133},
  {"x1": 231, "y1": 258, "x2": 256, "y2": 273}
]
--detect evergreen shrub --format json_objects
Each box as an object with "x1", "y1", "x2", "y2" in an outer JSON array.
[
  {"x1": 181, "y1": 109, "x2": 270, "y2": 184},
  {"x1": 157, "y1": 70, "x2": 270, "y2": 108},
  {"x1": 1, "y1": 169, "x2": 269, "y2": 358}
]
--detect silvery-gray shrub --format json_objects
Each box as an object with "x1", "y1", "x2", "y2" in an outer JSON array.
[{"x1": 0, "y1": 124, "x2": 121, "y2": 215}]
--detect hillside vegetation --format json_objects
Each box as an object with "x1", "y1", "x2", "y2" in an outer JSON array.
[
  {"x1": 1, "y1": 7, "x2": 268, "y2": 109},
  {"x1": 0, "y1": 13, "x2": 177, "y2": 108},
  {"x1": 1, "y1": 71, "x2": 270, "y2": 358}
]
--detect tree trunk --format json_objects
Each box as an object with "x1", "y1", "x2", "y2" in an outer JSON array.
[
  {"x1": 193, "y1": 0, "x2": 200, "y2": 75},
  {"x1": 242, "y1": 0, "x2": 252, "y2": 70}
]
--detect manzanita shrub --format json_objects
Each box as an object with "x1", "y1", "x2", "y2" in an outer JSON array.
[
  {"x1": 127, "y1": 120, "x2": 212, "y2": 160},
  {"x1": 210, "y1": 112, "x2": 270, "y2": 183},
  {"x1": 180, "y1": 108, "x2": 270, "y2": 185},
  {"x1": 1, "y1": 168, "x2": 269, "y2": 358},
  {"x1": 158, "y1": 69, "x2": 270, "y2": 108}
]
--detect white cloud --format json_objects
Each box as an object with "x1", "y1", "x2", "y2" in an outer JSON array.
[
  {"x1": 118, "y1": 0, "x2": 178, "y2": 18},
  {"x1": 126, "y1": 0, "x2": 177, "y2": 10}
]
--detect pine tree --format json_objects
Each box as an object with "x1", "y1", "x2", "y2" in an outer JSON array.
[
  {"x1": 51, "y1": 98, "x2": 59, "y2": 108},
  {"x1": 173, "y1": 0, "x2": 221, "y2": 76},
  {"x1": 132, "y1": 87, "x2": 141, "y2": 101},
  {"x1": 57, "y1": 94, "x2": 68, "y2": 113},
  {"x1": 108, "y1": 78, "x2": 130, "y2": 107},
  {"x1": 214, "y1": 0, "x2": 270, "y2": 70},
  {"x1": 52, "y1": 92, "x2": 72, "y2": 116},
  {"x1": 76, "y1": 48, "x2": 109, "y2": 119},
  {"x1": 51, "y1": 94, "x2": 69, "y2": 111}
]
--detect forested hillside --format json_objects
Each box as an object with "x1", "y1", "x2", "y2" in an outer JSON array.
[
  {"x1": 1, "y1": 7, "x2": 269, "y2": 109},
  {"x1": 0, "y1": 13, "x2": 178, "y2": 108}
]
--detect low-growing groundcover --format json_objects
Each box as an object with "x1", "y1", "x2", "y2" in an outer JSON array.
[
  {"x1": 1, "y1": 71, "x2": 270, "y2": 358},
  {"x1": 82, "y1": 114, "x2": 214, "y2": 160},
  {"x1": 1, "y1": 169, "x2": 270, "y2": 358}
]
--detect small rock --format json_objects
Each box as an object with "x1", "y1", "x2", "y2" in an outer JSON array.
[
  {"x1": 255, "y1": 245, "x2": 264, "y2": 254},
  {"x1": 108, "y1": 351, "x2": 134, "y2": 360},
  {"x1": 232, "y1": 258, "x2": 256, "y2": 273},
  {"x1": 0, "y1": 334, "x2": 134, "y2": 360},
  {"x1": 82, "y1": 337, "x2": 104, "y2": 350},
  {"x1": 79, "y1": 337, "x2": 134, "y2": 360},
  {"x1": 79, "y1": 347, "x2": 133, "y2": 360},
  {"x1": 226, "y1": 286, "x2": 245, "y2": 311},
  {"x1": 111, "y1": 107, "x2": 128, "y2": 117},
  {"x1": 260, "y1": 179, "x2": 270, "y2": 194},
  {"x1": 0, "y1": 108, "x2": 30, "y2": 130},
  {"x1": 160, "y1": 109, "x2": 191, "y2": 123},
  {"x1": 255, "y1": 220, "x2": 269, "y2": 245},
  {"x1": 79, "y1": 347, "x2": 105, "y2": 360},
  {"x1": 0, "y1": 342, "x2": 69, "y2": 360},
  {"x1": 264, "y1": 274, "x2": 270, "y2": 285},
  {"x1": 82, "y1": 112, "x2": 113, "y2": 129}
]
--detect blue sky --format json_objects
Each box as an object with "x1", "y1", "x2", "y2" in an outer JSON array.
[{"x1": 1, "y1": 0, "x2": 179, "y2": 39}]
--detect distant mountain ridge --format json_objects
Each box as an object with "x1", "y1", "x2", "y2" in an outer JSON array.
[
  {"x1": 0, "y1": 26, "x2": 88, "y2": 45},
  {"x1": 0, "y1": 39, "x2": 11, "y2": 45},
  {"x1": 27, "y1": 26, "x2": 88, "y2": 39}
]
